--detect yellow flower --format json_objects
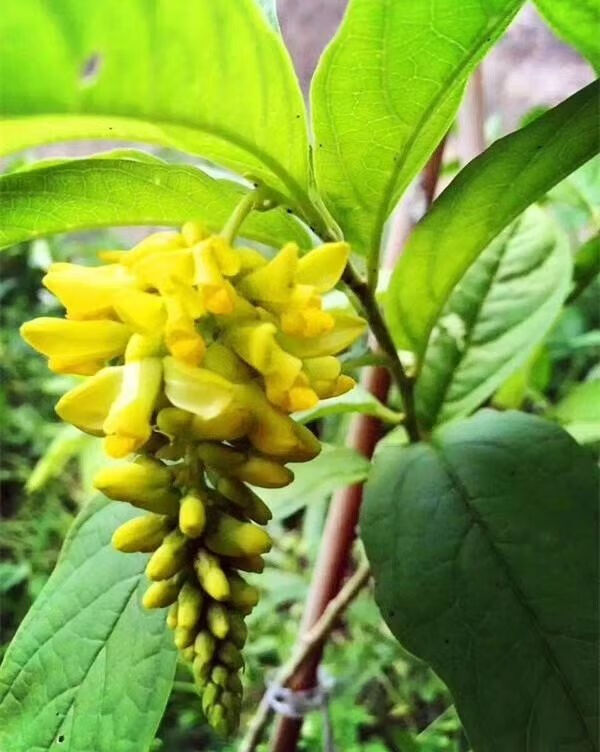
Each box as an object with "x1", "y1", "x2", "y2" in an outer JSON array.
[
  {"x1": 20, "y1": 219, "x2": 368, "y2": 739},
  {"x1": 239, "y1": 242, "x2": 298, "y2": 304},
  {"x1": 42, "y1": 262, "x2": 138, "y2": 320},
  {"x1": 20, "y1": 317, "x2": 131, "y2": 375},
  {"x1": 55, "y1": 366, "x2": 123, "y2": 435},
  {"x1": 277, "y1": 311, "x2": 367, "y2": 358},
  {"x1": 103, "y1": 357, "x2": 162, "y2": 458},
  {"x1": 163, "y1": 357, "x2": 235, "y2": 420}
]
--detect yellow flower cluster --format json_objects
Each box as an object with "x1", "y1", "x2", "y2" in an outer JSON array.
[{"x1": 20, "y1": 222, "x2": 366, "y2": 735}]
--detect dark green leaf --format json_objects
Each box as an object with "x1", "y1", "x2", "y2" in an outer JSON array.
[
  {"x1": 0, "y1": 498, "x2": 177, "y2": 752},
  {"x1": 416, "y1": 206, "x2": 571, "y2": 427},
  {"x1": 362, "y1": 410, "x2": 598, "y2": 751},
  {"x1": 0, "y1": 157, "x2": 310, "y2": 250},
  {"x1": 387, "y1": 81, "x2": 600, "y2": 360},
  {"x1": 311, "y1": 0, "x2": 525, "y2": 265}
]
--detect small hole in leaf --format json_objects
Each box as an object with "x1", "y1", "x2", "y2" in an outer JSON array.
[
  {"x1": 57, "y1": 735, "x2": 65, "y2": 744},
  {"x1": 80, "y1": 53, "x2": 103, "y2": 86}
]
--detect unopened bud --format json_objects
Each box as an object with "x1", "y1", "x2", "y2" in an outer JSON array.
[
  {"x1": 194, "y1": 550, "x2": 230, "y2": 601},
  {"x1": 146, "y1": 529, "x2": 188, "y2": 581},
  {"x1": 204, "y1": 512, "x2": 272, "y2": 557},
  {"x1": 179, "y1": 494, "x2": 206, "y2": 538},
  {"x1": 177, "y1": 581, "x2": 204, "y2": 629},
  {"x1": 111, "y1": 514, "x2": 171, "y2": 553},
  {"x1": 207, "y1": 603, "x2": 230, "y2": 640},
  {"x1": 142, "y1": 575, "x2": 182, "y2": 609}
]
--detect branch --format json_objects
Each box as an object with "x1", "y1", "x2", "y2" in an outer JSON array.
[
  {"x1": 240, "y1": 562, "x2": 371, "y2": 752},
  {"x1": 342, "y1": 263, "x2": 419, "y2": 442}
]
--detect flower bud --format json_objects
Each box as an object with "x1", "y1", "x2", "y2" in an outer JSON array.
[
  {"x1": 146, "y1": 529, "x2": 188, "y2": 581},
  {"x1": 194, "y1": 550, "x2": 230, "y2": 601},
  {"x1": 227, "y1": 573, "x2": 259, "y2": 614},
  {"x1": 215, "y1": 477, "x2": 272, "y2": 524},
  {"x1": 179, "y1": 494, "x2": 207, "y2": 538},
  {"x1": 204, "y1": 512, "x2": 272, "y2": 558},
  {"x1": 93, "y1": 457, "x2": 179, "y2": 516},
  {"x1": 194, "y1": 630, "x2": 216, "y2": 664},
  {"x1": 218, "y1": 641, "x2": 244, "y2": 670},
  {"x1": 227, "y1": 612, "x2": 248, "y2": 648},
  {"x1": 142, "y1": 575, "x2": 182, "y2": 609},
  {"x1": 166, "y1": 603, "x2": 178, "y2": 630},
  {"x1": 111, "y1": 514, "x2": 171, "y2": 553},
  {"x1": 177, "y1": 581, "x2": 204, "y2": 629},
  {"x1": 211, "y1": 666, "x2": 229, "y2": 688},
  {"x1": 174, "y1": 625, "x2": 196, "y2": 650},
  {"x1": 231, "y1": 453, "x2": 293, "y2": 489},
  {"x1": 207, "y1": 603, "x2": 230, "y2": 640},
  {"x1": 202, "y1": 682, "x2": 220, "y2": 714}
]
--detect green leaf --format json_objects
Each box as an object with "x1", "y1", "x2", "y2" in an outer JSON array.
[
  {"x1": 361, "y1": 410, "x2": 598, "y2": 751},
  {"x1": 310, "y1": 0, "x2": 525, "y2": 264},
  {"x1": 552, "y1": 379, "x2": 600, "y2": 443},
  {"x1": 416, "y1": 206, "x2": 571, "y2": 427},
  {"x1": 0, "y1": 0, "x2": 313, "y2": 222},
  {"x1": 258, "y1": 445, "x2": 370, "y2": 521},
  {"x1": 387, "y1": 81, "x2": 600, "y2": 360},
  {"x1": 294, "y1": 385, "x2": 403, "y2": 425},
  {"x1": 535, "y1": 0, "x2": 600, "y2": 71},
  {"x1": 0, "y1": 157, "x2": 310, "y2": 250},
  {"x1": 0, "y1": 498, "x2": 177, "y2": 752}
]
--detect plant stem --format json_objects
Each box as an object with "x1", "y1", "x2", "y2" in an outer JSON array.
[
  {"x1": 269, "y1": 366, "x2": 389, "y2": 752},
  {"x1": 221, "y1": 188, "x2": 264, "y2": 244},
  {"x1": 241, "y1": 561, "x2": 371, "y2": 752},
  {"x1": 342, "y1": 263, "x2": 420, "y2": 442}
]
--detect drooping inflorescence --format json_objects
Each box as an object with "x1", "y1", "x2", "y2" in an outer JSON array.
[{"x1": 20, "y1": 219, "x2": 366, "y2": 735}]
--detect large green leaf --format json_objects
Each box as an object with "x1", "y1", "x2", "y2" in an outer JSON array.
[
  {"x1": 387, "y1": 81, "x2": 600, "y2": 361},
  {"x1": 416, "y1": 206, "x2": 571, "y2": 427},
  {"x1": 0, "y1": 498, "x2": 177, "y2": 752},
  {"x1": 361, "y1": 410, "x2": 598, "y2": 752},
  {"x1": 535, "y1": 0, "x2": 600, "y2": 71},
  {"x1": 0, "y1": 0, "x2": 315, "y2": 224},
  {"x1": 0, "y1": 157, "x2": 310, "y2": 250},
  {"x1": 310, "y1": 0, "x2": 525, "y2": 267}
]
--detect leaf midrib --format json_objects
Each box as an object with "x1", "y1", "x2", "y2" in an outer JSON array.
[
  {"x1": 0, "y1": 112, "x2": 313, "y2": 222},
  {"x1": 431, "y1": 437, "x2": 594, "y2": 746}
]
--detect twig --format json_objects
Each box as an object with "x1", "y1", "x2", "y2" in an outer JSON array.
[
  {"x1": 342, "y1": 263, "x2": 419, "y2": 442},
  {"x1": 240, "y1": 562, "x2": 371, "y2": 752}
]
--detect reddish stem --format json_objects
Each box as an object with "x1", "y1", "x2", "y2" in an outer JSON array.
[{"x1": 271, "y1": 366, "x2": 390, "y2": 752}]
